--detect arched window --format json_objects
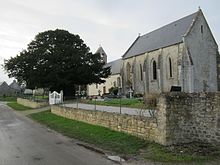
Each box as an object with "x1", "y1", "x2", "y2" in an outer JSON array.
[
  {"x1": 169, "y1": 58, "x2": 173, "y2": 78},
  {"x1": 126, "y1": 63, "x2": 131, "y2": 84},
  {"x1": 153, "y1": 60, "x2": 157, "y2": 80},
  {"x1": 140, "y1": 64, "x2": 143, "y2": 81}
]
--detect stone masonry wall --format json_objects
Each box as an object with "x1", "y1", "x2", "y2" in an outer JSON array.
[
  {"x1": 51, "y1": 92, "x2": 220, "y2": 146},
  {"x1": 163, "y1": 92, "x2": 220, "y2": 145},
  {"x1": 51, "y1": 105, "x2": 167, "y2": 145},
  {"x1": 17, "y1": 98, "x2": 48, "y2": 108}
]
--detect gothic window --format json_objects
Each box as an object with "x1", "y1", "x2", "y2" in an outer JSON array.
[
  {"x1": 96, "y1": 84, "x2": 98, "y2": 89},
  {"x1": 126, "y1": 63, "x2": 132, "y2": 85},
  {"x1": 153, "y1": 60, "x2": 157, "y2": 80},
  {"x1": 140, "y1": 64, "x2": 143, "y2": 81},
  {"x1": 117, "y1": 77, "x2": 121, "y2": 87},
  {"x1": 169, "y1": 57, "x2": 173, "y2": 78}
]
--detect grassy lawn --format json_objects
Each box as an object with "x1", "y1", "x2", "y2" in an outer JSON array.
[
  {"x1": 29, "y1": 110, "x2": 220, "y2": 162},
  {"x1": 0, "y1": 96, "x2": 17, "y2": 102},
  {"x1": 7, "y1": 102, "x2": 32, "y2": 111},
  {"x1": 82, "y1": 98, "x2": 144, "y2": 108}
]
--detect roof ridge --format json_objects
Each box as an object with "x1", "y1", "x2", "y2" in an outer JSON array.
[
  {"x1": 123, "y1": 10, "x2": 199, "y2": 59},
  {"x1": 140, "y1": 11, "x2": 198, "y2": 38}
]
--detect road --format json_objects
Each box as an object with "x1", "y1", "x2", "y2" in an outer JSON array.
[
  {"x1": 63, "y1": 103, "x2": 152, "y2": 117},
  {"x1": 0, "y1": 102, "x2": 115, "y2": 165}
]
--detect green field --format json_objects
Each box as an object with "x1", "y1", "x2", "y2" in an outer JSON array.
[{"x1": 82, "y1": 98, "x2": 144, "y2": 108}]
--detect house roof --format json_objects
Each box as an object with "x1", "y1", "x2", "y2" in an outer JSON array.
[
  {"x1": 9, "y1": 80, "x2": 21, "y2": 91},
  {"x1": 0, "y1": 81, "x2": 7, "y2": 86},
  {"x1": 104, "y1": 59, "x2": 122, "y2": 75},
  {"x1": 123, "y1": 11, "x2": 199, "y2": 59}
]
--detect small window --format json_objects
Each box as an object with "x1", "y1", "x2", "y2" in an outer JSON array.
[
  {"x1": 96, "y1": 84, "x2": 98, "y2": 89},
  {"x1": 153, "y1": 61, "x2": 157, "y2": 80},
  {"x1": 113, "y1": 81, "x2": 116, "y2": 87},
  {"x1": 201, "y1": 25, "x2": 203, "y2": 34},
  {"x1": 140, "y1": 64, "x2": 143, "y2": 81},
  {"x1": 169, "y1": 58, "x2": 173, "y2": 78}
]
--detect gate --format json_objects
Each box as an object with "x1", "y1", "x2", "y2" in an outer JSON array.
[{"x1": 49, "y1": 90, "x2": 63, "y2": 105}]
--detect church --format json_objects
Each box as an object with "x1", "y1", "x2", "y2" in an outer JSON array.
[
  {"x1": 88, "y1": 9, "x2": 219, "y2": 96},
  {"x1": 121, "y1": 8, "x2": 219, "y2": 95}
]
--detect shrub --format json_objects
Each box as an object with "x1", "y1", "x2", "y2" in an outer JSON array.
[{"x1": 144, "y1": 93, "x2": 159, "y2": 108}]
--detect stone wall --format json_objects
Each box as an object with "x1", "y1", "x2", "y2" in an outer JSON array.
[
  {"x1": 51, "y1": 92, "x2": 220, "y2": 146},
  {"x1": 51, "y1": 105, "x2": 167, "y2": 145},
  {"x1": 17, "y1": 98, "x2": 48, "y2": 108},
  {"x1": 163, "y1": 92, "x2": 220, "y2": 145}
]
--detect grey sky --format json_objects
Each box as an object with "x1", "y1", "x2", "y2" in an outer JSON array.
[{"x1": 0, "y1": 0, "x2": 219, "y2": 83}]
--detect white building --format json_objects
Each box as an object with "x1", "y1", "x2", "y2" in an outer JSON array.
[{"x1": 87, "y1": 47, "x2": 122, "y2": 96}]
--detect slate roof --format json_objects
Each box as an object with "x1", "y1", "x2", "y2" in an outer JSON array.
[
  {"x1": 9, "y1": 80, "x2": 21, "y2": 91},
  {"x1": 0, "y1": 82, "x2": 6, "y2": 86},
  {"x1": 104, "y1": 59, "x2": 122, "y2": 75},
  {"x1": 123, "y1": 11, "x2": 198, "y2": 59}
]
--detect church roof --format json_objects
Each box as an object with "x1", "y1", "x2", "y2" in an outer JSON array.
[
  {"x1": 104, "y1": 59, "x2": 122, "y2": 75},
  {"x1": 123, "y1": 11, "x2": 199, "y2": 59}
]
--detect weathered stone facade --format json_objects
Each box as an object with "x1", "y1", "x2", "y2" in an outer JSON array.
[
  {"x1": 163, "y1": 92, "x2": 220, "y2": 145},
  {"x1": 52, "y1": 92, "x2": 220, "y2": 146},
  {"x1": 121, "y1": 9, "x2": 219, "y2": 95}
]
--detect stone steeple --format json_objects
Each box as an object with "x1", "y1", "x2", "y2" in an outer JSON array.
[{"x1": 95, "y1": 46, "x2": 107, "y2": 64}]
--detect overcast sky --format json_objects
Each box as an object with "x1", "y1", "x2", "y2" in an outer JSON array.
[{"x1": 0, "y1": 0, "x2": 219, "y2": 83}]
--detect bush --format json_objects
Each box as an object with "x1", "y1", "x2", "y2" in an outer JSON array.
[
  {"x1": 144, "y1": 93, "x2": 159, "y2": 108},
  {"x1": 108, "y1": 87, "x2": 118, "y2": 95},
  {"x1": 134, "y1": 93, "x2": 143, "y2": 98}
]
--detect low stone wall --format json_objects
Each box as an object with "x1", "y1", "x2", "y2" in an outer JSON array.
[
  {"x1": 17, "y1": 98, "x2": 48, "y2": 108},
  {"x1": 51, "y1": 105, "x2": 167, "y2": 145},
  {"x1": 51, "y1": 92, "x2": 220, "y2": 146}
]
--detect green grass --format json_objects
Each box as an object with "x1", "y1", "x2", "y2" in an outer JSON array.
[
  {"x1": 144, "y1": 143, "x2": 215, "y2": 163},
  {"x1": 82, "y1": 98, "x2": 144, "y2": 108},
  {"x1": 29, "y1": 110, "x2": 220, "y2": 162},
  {"x1": 7, "y1": 102, "x2": 32, "y2": 111},
  {"x1": 29, "y1": 110, "x2": 147, "y2": 155},
  {"x1": 0, "y1": 96, "x2": 17, "y2": 102}
]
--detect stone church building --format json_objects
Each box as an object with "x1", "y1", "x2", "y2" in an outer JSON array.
[{"x1": 121, "y1": 9, "x2": 219, "y2": 95}]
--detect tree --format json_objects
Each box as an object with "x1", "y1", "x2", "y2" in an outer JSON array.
[{"x1": 4, "y1": 29, "x2": 111, "y2": 96}]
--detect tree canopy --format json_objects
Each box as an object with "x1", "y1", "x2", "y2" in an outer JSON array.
[{"x1": 4, "y1": 29, "x2": 111, "y2": 96}]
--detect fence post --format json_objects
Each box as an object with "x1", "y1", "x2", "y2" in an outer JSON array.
[
  {"x1": 76, "y1": 94, "x2": 79, "y2": 109},
  {"x1": 94, "y1": 98, "x2": 96, "y2": 110},
  {"x1": 119, "y1": 96, "x2": 122, "y2": 114}
]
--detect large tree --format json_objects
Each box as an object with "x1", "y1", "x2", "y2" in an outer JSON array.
[{"x1": 4, "y1": 29, "x2": 111, "y2": 96}]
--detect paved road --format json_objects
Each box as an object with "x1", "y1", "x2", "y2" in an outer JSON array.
[
  {"x1": 0, "y1": 102, "x2": 115, "y2": 165},
  {"x1": 63, "y1": 103, "x2": 152, "y2": 117}
]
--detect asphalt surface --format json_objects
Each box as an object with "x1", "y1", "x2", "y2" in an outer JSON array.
[
  {"x1": 63, "y1": 103, "x2": 152, "y2": 117},
  {"x1": 0, "y1": 102, "x2": 115, "y2": 165}
]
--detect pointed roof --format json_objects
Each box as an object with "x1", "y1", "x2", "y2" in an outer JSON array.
[
  {"x1": 123, "y1": 10, "x2": 199, "y2": 59},
  {"x1": 104, "y1": 59, "x2": 122, "y2": 75},
  {"x1": 0, "y1": 81, "x2": 7, "y2": 86},
  {"x1": 9, "y1": 80, "x2": 21, "y2": 91},
  {"x1": 95, "y1": 46, "x2": 107, "y2": 55}
]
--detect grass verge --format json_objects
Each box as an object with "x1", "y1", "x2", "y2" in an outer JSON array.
[
  {"x1": 29, "y1": 110, "x2": 220, "y2": 163},
  {"x1": 0, "y1": 96, "x2": 17, "y2": 102},
  {"x1": 29, "y1": 110, "x2": 147, "y2": 155},
  {"x1": 81, "y1": 98, "x2": 144, "y2": 108},
  {"x1": 7, "y1": 102, "x2": 32, "y2": 111}
]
